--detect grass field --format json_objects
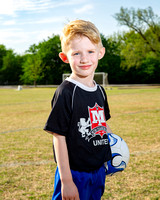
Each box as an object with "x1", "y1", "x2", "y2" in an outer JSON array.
[{"x1": 0, "y1": 86, "x2": 160, "y2": 200}]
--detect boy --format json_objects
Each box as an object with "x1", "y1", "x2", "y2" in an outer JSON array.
[{"x1": 44, "y1": 19, "x2": 112, "y2": 200}]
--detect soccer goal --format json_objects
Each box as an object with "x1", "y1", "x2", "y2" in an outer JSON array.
[{"x1": 62, "y1": 72, "x2": 109, "y2": 87}]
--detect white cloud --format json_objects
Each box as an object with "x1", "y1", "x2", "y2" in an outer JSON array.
[
  {"x1": 0, "y1": 28, "x2": 60, "y2": 53},
  {"x1": 0, "y1": 29, "x2": 36, "y2": 53},
  {"x1": 0, "y1": 0, "x2": 87, "y2": 16},
  {"x1": 74, "y1": 4, "x2": 94, "y2": 14},
  {"x1": 0, "y1": 0, "x2": 94, "y2": 53},
  {"x1": 0, "y1": 0, "x2": 53, "y2": 15},
  {"x1": 0, "y1": 0, "x2": 15, "y2": 15},
  {"x1": 0, "y1": 28, "x2": 28, "y2": 44},
  {"x1": 13, "y1": 0, "x2": 52, "y2": 12},
  {"x1": 18, "y1": 16, "x2": 65, "y2": 25},
  {"x1": 36, "y1": 30, "x2": 54, "y2": 41},
  {"x1": 3, "y1": 20, "x2": 16, "y2": 25}
]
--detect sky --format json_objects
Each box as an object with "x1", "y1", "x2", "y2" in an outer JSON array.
[{"x1": 0, "y1": 0, "x2": 160, "y2": 54}]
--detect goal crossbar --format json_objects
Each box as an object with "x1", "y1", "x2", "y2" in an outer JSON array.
[{"x1": 62, "y1": 72, "x2": 108, "y2": 87}]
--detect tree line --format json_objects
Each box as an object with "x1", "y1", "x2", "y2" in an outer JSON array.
[{"x1": 0, "y1": 7, "x2": 160, "y2": 86}]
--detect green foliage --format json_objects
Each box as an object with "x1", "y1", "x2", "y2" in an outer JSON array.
[
  {"x1": 36, "y1": 35, "x2": 70, "y2": 84},
  {"x1": 114, "y1": 7, "x2": 160, "y2": 54},
  {"x1": 0, "y1": 45, "x2": 7, "y2": 68},
  {"x1": 113, "y1": 7, "x2": 160, "y2": 83},
  {"x1": 114, "y1": 6, "x2": 160, "y2": 60},
  {"x1": 25, "y1": 35, "x2": 71, "y2": 85},
  {"x1": 20, "y1": 53, "x2": 44, "y2": 86},
  {"x1": 118, "y1": 31, "x2": 146, "y2": 68},
  {"x1": 98, "y1": 35, "x2": 123, "y2": 83},
  {"x1": 0, "y1": 49, "x2": 23, "y2": 84}
]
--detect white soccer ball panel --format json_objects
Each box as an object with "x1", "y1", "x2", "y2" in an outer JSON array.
[
  {"x1": 112, "y1": 155, "x2": 122, "y2": 166},
  {"x1": 120, "y1": 140, "x2": 130, "y2": 165},
  {"x1": 106, "y1": 133, "x2": 130, "y2": 175}
]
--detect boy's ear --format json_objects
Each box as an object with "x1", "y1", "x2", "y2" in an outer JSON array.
[
  {"x1": 59, "y1": 52, "x2": 69, "y2": 63},
  {"x1": 98, "y1": 47, "x2": 105, "y2": 60}
]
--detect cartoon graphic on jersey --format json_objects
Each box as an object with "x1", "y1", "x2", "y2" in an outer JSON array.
[
  {"x1": 78, "y1": 103, "x2": 108, "y2": 142},
  {"x1": 77, "y1": 118, "x2": 91, "y2": 138}
]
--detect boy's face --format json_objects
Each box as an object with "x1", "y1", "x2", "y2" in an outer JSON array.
[{"x1": 59, "y1": 36, "x2": 105, "y2": 80}]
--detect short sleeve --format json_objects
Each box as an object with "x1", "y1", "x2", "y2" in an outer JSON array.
[
  {"x1": 44, "y1": 85, "x2": 72, "y2": 136},
  {"x1": 99, "y1": 85, "x2": 111, "y2": 121}
]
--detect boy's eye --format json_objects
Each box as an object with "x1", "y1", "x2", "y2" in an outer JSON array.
[
  {"x1": 73, "y1": 52, "x2": 79, "y2": 56},
  {"x1": 88, "y1": 51, "x2": 94, "y2": 54}
]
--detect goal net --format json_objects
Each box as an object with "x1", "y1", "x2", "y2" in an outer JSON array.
[{"x1": 62, "y1": 72, "x2": 109, "y2": 87}]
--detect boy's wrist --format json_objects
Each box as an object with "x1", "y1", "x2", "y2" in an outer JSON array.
[
  {"x1": 61, "y1": 176, "x2": 73, "y2": 184},
  {"x1": 60, "y1": 168, "x2": 73, "y2": 184}
]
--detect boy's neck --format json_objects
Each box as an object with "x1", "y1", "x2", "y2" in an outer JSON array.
[{"x1": 70, "y1": 74, "x2": 95, "y2": 88}]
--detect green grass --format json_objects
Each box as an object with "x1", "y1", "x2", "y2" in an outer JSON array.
[{"x1": 0, "y1": 86, "x2": 160, "y2": 200}]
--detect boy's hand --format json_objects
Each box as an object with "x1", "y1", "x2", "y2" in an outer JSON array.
[{"x1": 61, "y1": 180, "x2": 80, "y2": 200}]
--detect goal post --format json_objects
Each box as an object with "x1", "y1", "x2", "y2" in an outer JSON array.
[
  {"x1": 62, "y1": 72, "x2": 109, "y2": 87},
  {"x1": 94, "y1": 72, "x2": 109, "y2": 87}
]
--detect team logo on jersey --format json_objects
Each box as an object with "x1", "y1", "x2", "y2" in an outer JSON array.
[{"x1": 77, "y1": 103, "x2": 108, "y2": 142}]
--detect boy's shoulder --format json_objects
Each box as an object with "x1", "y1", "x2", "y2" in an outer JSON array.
[
  {"x1": 51, "y1": 80, "x2": 76, "y2": 106},
  {"x1": 56, "y1": 80, "x2": 76, "y2": 96}
]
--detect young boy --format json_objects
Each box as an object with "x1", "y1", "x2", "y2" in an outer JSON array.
[{"x1": 44, "y1": 19, "x2": 112, "y2": 200}]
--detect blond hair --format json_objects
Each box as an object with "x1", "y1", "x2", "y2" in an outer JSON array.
[{"x1": 60, "y1": 19, "x2": 103, "y2": 53}]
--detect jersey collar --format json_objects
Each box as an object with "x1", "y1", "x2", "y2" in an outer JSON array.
[{"x1": 66, "y1": 77, "x2": 97, "y2": 92}]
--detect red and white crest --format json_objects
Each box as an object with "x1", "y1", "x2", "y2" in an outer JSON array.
[{"x1": 88, "y1": 103, "x2": 107, "y2": 137}]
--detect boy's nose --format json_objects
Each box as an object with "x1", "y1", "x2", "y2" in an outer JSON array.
[{"x1": 80, "y1": 54, "x2": 88, "y2": 63}]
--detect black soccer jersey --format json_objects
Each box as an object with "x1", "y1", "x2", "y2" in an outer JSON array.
[{"x1": 44, "y1": 78, "x2": 111, "y2": 172}]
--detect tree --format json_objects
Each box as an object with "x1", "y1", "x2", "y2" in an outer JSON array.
[
  {"x1": 114, "y1": 7, "x2": 160, "y2": 56},
  {"x1": 36, "y1": 35, "x2": 70, "y2": 84},
  {"x1": 21, "y1": 35, "x2": 71, "y2": 85},
  {"x1": 21, "y1": 53, "x2": 44, "y2": 86},
  {"x1": 113, "y1": 7, "x2": 160, "y2": 83},
  {"x1": 118, "y1": 30, "x2": 147, "y2": 68},
  {"x1": 0, "y1": 45, "x2": 7, "y2": 84},
  {"x1": 0, "y1": 45, "x2": 7, "y2": 68},
  {"x1": 97, "y1": 34, "x2": 124, "y2": 83},
  {"x1": 0, "y1": 49, "x2": 23, "y2": 84}
]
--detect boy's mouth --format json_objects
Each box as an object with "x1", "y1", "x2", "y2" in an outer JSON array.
[{"x1": 79, "y1": 65, "x2": 92, "y2": 70}]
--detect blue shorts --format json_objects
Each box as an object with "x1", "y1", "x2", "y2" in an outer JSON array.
[{"x1": 52, "y1": 165, "x2": 106, "y2": 200}]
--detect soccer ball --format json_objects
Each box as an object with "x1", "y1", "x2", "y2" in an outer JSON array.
[{"x1": 105, "y1": 133, "x2": 130, "y2": 176}]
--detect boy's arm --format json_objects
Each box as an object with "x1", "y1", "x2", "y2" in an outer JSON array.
[
  {"x1": 107, "y1": 124, "x2": 112, "y2": 133},
  {"x1": 53, "y1": 133, "x2": 80, "y2": 200}
]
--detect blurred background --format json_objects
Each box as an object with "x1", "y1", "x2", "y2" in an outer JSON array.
[{"x1": 0, "y1": 0, "x2": 160, "y2": 86}]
